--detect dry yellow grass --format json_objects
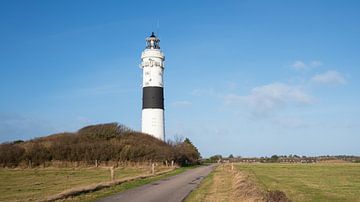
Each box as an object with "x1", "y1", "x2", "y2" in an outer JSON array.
[{"x1": 186, "y1": 164, "x2": 265, "y2": 202}]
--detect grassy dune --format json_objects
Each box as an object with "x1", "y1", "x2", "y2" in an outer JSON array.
[
  {"x1": 0, "y1": 166, "x2": 155, "y2": 201},
  {"x1": 237, "y1": 163, "x2": 360, "y2": 201}
]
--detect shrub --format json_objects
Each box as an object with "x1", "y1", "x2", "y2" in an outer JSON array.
[{"x1": 0, "y1": 143, "x2": 25, "y2": 167}]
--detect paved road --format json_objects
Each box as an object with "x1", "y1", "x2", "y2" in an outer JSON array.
[{"x1": 97, "y1": 165, "x2": 215, "y2": 202}]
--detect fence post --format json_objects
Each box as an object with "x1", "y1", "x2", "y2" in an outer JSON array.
[
  {"x1": 95, "y1": 159, "x2": 98, "y2": 167},
  {"x1": 151, "y1": 163, "x2": 155, "y2": 174},
  {"x1": 171, "y1": 160, "x2": 174, "y2": 167},
  {"x1": 231, "y1": 162, "x2": 234, "y2": 171},
  {"x1": 110, "y1": 166, "x2": 115, "y2": 181}
]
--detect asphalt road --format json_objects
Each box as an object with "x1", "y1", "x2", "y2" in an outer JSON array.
[{"x1": 96, "y1": 165, "x2": 215, "y2": 202}]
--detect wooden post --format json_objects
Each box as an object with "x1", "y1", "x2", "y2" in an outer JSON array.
[
  {"x1": 171, "y1": 160, "x2": 174, "y2": 167},
  {"x1": 95, "y1": 159, "x2": 98, "y2": 167},
  {"x1": 110, "y1": 166, "x2": 115, "y2": 181},
  {"x1": 66, "y1": 175, "x2": 69, "y2": 189},
  {"x1": 28, "y1": 160, "x2": 32, "y2": 168},
  {"x1": 165, "y1": 160, "x2": 168, "y2": 167},
  {"x1": 231, "y1": 162, "x2": 234, "y2": 171},
  {"x1": 151, "y1": 163, "x2": 155, "y2": 174}
]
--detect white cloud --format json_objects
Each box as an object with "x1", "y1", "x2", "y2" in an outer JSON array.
[
  {"x1": 224, "y1": 82, "x2": 312, "y2": 115},
  {"x1": 171, "y1": 100, "x2": 192, "y2": 107},
  {"x1": 311, "y1": 70, "x2": 346, "y2": 85},
  {"x1": 292, "y1": 60, "x2": 307, "y2": 70},
  {"x1": 310, "y1": 60, "x2": 323, "y2": 68},
  {"x1": 291, "y1": 60, "x2": 323, "y2": 70}
]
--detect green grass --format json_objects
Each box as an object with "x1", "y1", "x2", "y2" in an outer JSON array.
[
  {"x1": 66, "y1": 166, "x2": 196, "y2": 202},
  {"x1": 0, "y1": 166, "x2": 150, "y2": 202},
  {"x1": 185, "y1": 170, "x2": 215, "y2": 202},
  {"x1": 237, "y1": 163, "x2": 360, "y2": 202}
]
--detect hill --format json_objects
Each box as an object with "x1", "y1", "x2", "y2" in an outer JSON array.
[{"x1": 0, "y1": 123, "x2": 200, "y2": 167}]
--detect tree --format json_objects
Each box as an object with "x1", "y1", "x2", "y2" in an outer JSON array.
[
  {"x1": 209, "y1": 155, "x2": 222, "y2": 163},
  {"x1": 270, "y1": 155, "x2": 279, "y2": 162},
  {"x1": 174, "y1": 138, "x2": 201, "y2": 166}
]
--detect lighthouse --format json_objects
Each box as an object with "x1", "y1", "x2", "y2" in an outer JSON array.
[{"x1": 141, "y1": 32, "x2": 165, "y2": 141}]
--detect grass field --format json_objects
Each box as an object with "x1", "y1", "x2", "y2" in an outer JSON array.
[
  {"x1": 187, "y1": 163, "x2": 360, "y2": 202},
  {"x1": 237, "y1": 163, "x2": 360, "y2": 201},
  {"x1": 0, "y1": 166, "x2": 161, "y2": 202}
]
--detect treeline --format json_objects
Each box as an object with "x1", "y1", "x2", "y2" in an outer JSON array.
[
  {"x1": 203, "y1": 154, "x2": 360, "y2": 163},
  {"x1": 0, "y1": 123, "x2": 201, "y2": 167}
]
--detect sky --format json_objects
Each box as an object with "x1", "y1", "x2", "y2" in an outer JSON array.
[{"x1": 1, "y1": 0, "x2": 360, "y2": 157}]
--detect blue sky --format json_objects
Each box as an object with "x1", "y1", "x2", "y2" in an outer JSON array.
[{"x1": 1, "y1": 1, "x2": 359, "y2": 157}]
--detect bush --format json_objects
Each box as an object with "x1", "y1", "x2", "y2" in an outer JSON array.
[
  {"x1": 24, "y1": 143, "x2": 52, "y2": 166},
  {"x1": 174, "y1": 138, "x2": 201, "y2": 166},
  {"x1": 0, "y1": 143, "x2": 25, "y2": 167},
  {"x1": 78, "y1": 123, "x2": 132, "y2": 140}
]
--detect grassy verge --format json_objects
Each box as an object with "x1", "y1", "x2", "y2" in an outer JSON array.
[
  {"x1": 185, "y1": 170, "x2": 215, "y2": 202},
  {"x1": 65, "y1": 166, "x2": 196, "y2": 201},
  {"x1": 237, "y1": 163, "x2": 360, "y2": 201},
  {"x1": 186, "y1": 165, "x2": 246, "y2": 202},
  {"x1": 0, "y1": 166, "x2": 166, "y2": 202}
]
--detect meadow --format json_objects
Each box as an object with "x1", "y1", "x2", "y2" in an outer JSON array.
[
  {"x1": 0, "y1": 166, "x2": 156, "y2": 201},
  {"x1": 238, "y1": 163, "x2": 360, "y2": 201},
  {"x1": 187, "y1": 163, "x2": 360, "y2": 202}
]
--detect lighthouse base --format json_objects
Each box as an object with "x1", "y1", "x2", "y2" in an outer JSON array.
[{"x1": 141, "y1": 108, "x2": 165, "y2": 141}]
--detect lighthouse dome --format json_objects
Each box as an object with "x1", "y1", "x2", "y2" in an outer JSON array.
[{"x1": 146, "y1": 32, "x2": 160, "y2": 49}]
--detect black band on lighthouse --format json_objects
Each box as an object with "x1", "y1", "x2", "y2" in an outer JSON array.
[{"x1": 142, "y1": 86, "x2": 164, "y2": 109}]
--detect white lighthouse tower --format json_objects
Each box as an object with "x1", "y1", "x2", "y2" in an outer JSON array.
[{"x1": 141, "y1": 32, "x2": 165, "y2": 141}]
